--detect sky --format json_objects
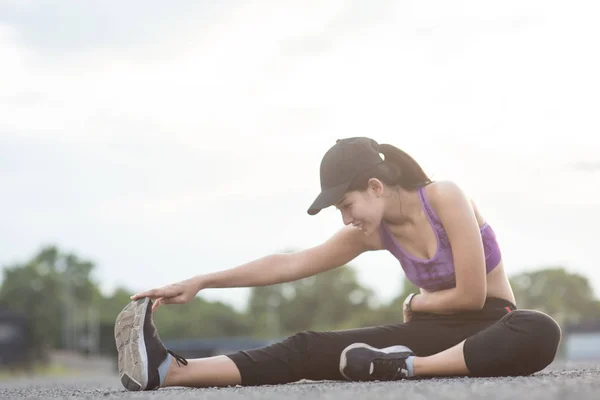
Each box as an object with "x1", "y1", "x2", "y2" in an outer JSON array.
[{"x1": 1, "y1": 0, "x2": 599, "y2": 311}]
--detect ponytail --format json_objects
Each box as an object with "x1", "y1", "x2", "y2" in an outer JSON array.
[
  {"x1": 378, "y1": 144, "x2": 431, "y2": 189},
  {"x1": 346, "y1": 142, "x2": 431, "y2": 192}
]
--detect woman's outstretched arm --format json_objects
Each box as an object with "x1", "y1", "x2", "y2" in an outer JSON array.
[{"x1": 131, "y1": 225, "x2": 372, "y2": 310}]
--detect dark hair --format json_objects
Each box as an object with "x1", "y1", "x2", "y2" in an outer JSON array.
[{"x1": 347, "y1": 143, "x2": 432, "y2": 192}]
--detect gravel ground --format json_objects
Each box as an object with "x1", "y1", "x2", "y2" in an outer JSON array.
[{"x1": 1, "y1": 362, "x2": 598, "y2": 400}]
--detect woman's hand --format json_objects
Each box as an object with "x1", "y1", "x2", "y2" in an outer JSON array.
[{"x1": 130, "y1": 276, "x2": 203, "y2": 312}]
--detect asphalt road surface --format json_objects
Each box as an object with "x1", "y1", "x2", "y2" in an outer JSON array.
[{"x1": 1, "y1": 361, "x2": 598, "y2": 399}]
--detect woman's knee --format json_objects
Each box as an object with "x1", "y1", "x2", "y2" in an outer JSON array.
[
  {"x1": 464, "y1": 310, "x2": 562, "y2": 377},
  {"x1": 507, "y1": 310, "x2": 562, "y2": 373},
  {"x1": 282, "y1": 330, "x2": 316, "y2": 354},
  {"x1": 280, "y1": 330, "x2": 349, "y2": 381},
  {"x1": 509, "y1": 310, "x2": 562, "y2": 348}
]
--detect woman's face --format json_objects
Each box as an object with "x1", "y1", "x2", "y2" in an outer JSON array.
[{"x1": 335, "y1": 179, "x2": 386, "y2": 235}]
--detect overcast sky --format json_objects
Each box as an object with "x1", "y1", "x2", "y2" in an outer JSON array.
[{"x1": 1, "y1": 0, "x2": 599, "y2": 311}]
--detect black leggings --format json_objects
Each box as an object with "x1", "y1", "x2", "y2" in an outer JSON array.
[{"x1": 226, "y1": 297, "x2": 562, "y2": 386}]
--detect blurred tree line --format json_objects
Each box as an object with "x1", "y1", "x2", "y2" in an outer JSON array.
[{"x1": 1, "y1": 246, "x2": 600, "y2": 364}]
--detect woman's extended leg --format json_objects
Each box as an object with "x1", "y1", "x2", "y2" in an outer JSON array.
[
  {"x1": 159, "y1": 322, "x2": 478, "y2": 387},
  {"x1": 116, "y1": 297, "x2": 484, "y2": 389},
  {"x1": 162, "y1": 355, "x2": 241, "y2": 388},
  {"x1": 160, "y1": 315, "x2": 489, "y2": 388},
  {"x1": 160, "y1": 324, "x2": 440, "y2": 388}
]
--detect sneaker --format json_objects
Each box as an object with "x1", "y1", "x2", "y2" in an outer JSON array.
[
  {"x1": 339, "y1": 343, "x2": 414, "y2": 381},
  {"x1": 114, "y1": 297, "x2": 188, "y2": 391}
]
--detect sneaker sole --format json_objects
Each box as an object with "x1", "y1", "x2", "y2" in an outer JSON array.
[
  {"x1": 114, "y1": 298, "x2": 150, "y2": 391},
  {"x1": 339, "y1": 343, "x2": 413, "y2": 381}
]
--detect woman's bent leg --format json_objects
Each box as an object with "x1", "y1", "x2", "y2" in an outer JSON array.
[
  {"x1": 408, "y1": 309, "x2": 562, "y2": 378},
  {"x1": 412, "y1": 341, "x2": 470, "y2": 376},
  {"x1": 341, "y1": 305, "x2": 561, "y2": 380},
  {"x1": 462, "y1": 309, "x2": 562, "y2": 377}
]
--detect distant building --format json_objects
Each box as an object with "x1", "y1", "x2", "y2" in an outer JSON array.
[
  {"x1": 564, "y1": 321, "x2": 600, "y2": 361},
  {"x1": 0, "y1": 310, "x2": 31, "y2": 368}
]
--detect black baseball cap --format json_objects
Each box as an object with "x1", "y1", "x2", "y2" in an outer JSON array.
[{"x1": 307, "y1": 137, "x2": 384, "y2": 215}]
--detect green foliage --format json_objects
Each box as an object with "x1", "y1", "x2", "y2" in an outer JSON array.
[
  {"x1": 0, "y1": 246, "x2": 252, "y2": 360},
  {"x1": 247, "y1": 266, "x2": 375, "y2": 337},
  {"x1": 0, "y1": 246, "x2": 101, "y2": 355},
  {"x1": 152, "y1": 297, "x2": 251, "y2": 339},
  {"x1": 94, "y1": 287, "x2": 136, "y2": 324},
  {"x1": 510, "y1": 267, "x2": 600, "y2": 324},
  {"x1": 337, "y1": 276, "x2": 421, "y2": 329},
  {"x1": 2, "y1": 246, "x2": 600, "y2": 364}
]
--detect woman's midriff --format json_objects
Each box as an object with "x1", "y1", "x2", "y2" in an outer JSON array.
[{"x1": 483, "y1": 260, "x2": 516, "y2": 306}]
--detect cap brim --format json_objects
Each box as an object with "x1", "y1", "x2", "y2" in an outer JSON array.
[{"x1": 307, "y1": 180, "x2": 351, "y2": 216}]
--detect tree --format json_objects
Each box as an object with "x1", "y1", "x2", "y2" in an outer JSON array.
[
  {"x1": 152, "y1": 297, "x2": 251, "y2": 339},
  {"x1": 247, "y1": 265, "x2": 376, "y2": 337},
  {"x1": 94, "y1": 286, "x2": 135, "y2": 325},
  {"x1": 510, "y1": 267, "x2": 600, "y2": 325},
  {"x1": 0, "y1": 246, "x2": 101, "y2": 360},
  {"x1": 341, "y1": 276, "x2": 419, "y2": 328}
]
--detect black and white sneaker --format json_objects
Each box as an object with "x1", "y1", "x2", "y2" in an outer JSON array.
[
  {"x1": 114, "y1": 298, "x2": 188, "y2": 391},
  {"x1": 339, "y1": 343, "x2": 414, "y2": 381}
]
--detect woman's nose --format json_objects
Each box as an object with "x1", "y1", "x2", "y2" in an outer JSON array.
[{"x1": 342, "y1": 212, "x2": 353, "y2": 226}]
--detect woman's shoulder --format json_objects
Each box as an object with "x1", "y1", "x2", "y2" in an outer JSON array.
[
  {"x1": 422, "y1": 180, "x2": 466, "y2": 207},
  {"x1": 423, "y1": 180, "x2": 486, "y2": 226}
]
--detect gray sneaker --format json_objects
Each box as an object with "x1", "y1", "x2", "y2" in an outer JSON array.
[
  {"x1": 339, "y1": 343, "x2": 414, "y2": 381},
  {"x1": 114, "y1": 298, "x2": 187, "y2": 391}
]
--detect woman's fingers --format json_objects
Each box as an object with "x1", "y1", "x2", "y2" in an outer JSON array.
[
  {"x1": 160, "y1": 295, "x2": 185, "y2": 305},
  {"x1": 131, "y1": 285, "x2": 179, "y2": 301},
  {"x1": 130, "y1": 283, "x2": 190, "y2": 310},
  {"x1": 152, "y1": 297, "x2": 163, "y2": 312},
  {"x1": 130, "y1": 288, "x2": 161, "y2": 300},
  {"x1": 150, "y1": 295, "x2": 186, "y2": 312}
]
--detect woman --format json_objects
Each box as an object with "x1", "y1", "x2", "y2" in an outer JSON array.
[{"x1": 114, "y1": 137, "x2": 561, "y2": 391}]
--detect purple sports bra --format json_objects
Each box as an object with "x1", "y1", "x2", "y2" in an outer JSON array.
[{"x1": 378, "y1": 185, "x2": 502, "y2": 292}]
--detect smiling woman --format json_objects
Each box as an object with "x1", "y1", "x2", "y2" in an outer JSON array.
[{"x1": 114, "y1": 137, "x2": 561, "y2": 391}]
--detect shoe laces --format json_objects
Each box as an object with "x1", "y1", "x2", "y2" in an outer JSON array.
[
  {"x1": 371, "y1": 358, "x2": 409, "y2": 380},
  {"x1": 168, "y1": 350, "x2": 188, "y2": 367}
]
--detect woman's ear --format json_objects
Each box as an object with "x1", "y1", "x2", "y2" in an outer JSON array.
[{"x1": 367, "y1": 178, "x2": 384, "y2": 198}]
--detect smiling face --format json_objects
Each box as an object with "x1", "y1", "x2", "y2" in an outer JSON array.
[{"x1": 335, "y1": 178, "x2": 387, "y2": 234}]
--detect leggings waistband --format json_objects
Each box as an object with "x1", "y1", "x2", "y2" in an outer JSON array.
[{"x1": 482, "y1": 296, "x2": 517, "y2": 310}]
